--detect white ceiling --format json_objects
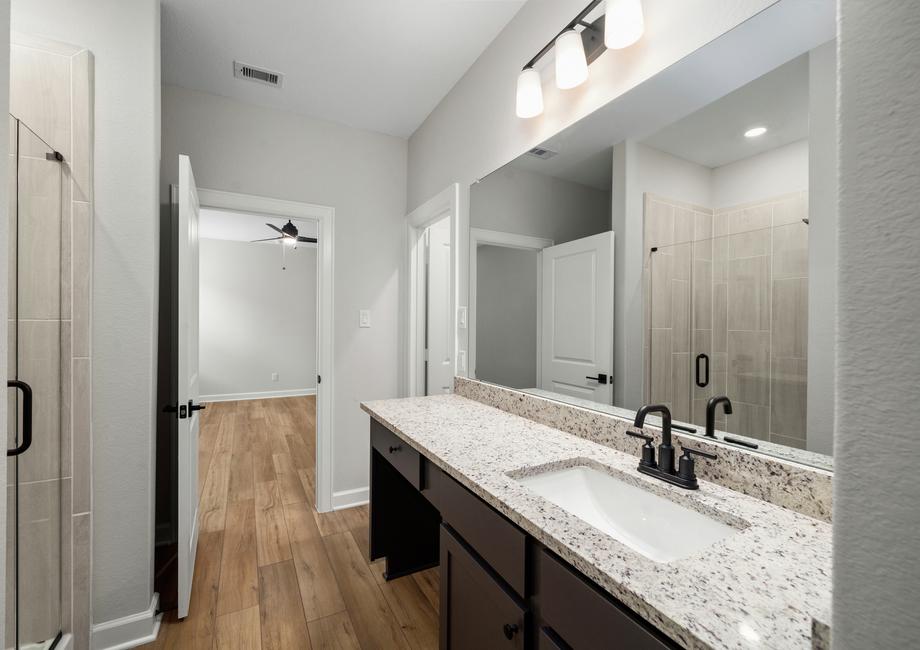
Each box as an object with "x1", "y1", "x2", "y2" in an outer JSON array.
[
  {"x1": 642, "y1": 53, "x2": 811, "y2": 168},
  {"x1": 200, "y1": 208, "x2": 318, "y2": 244},
  {"x1": 161, "y1": 0, "x2": 526, "y2": 138}
]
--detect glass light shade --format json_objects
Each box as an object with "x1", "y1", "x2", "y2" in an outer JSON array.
[
  {"x1": 605, "y1": 0, "x2": 645, "y2": 49},
  {"x1": 555, "y1": 29, "x2": 588, "y2": 90},
  {"x1": 516, "y1": 68, "x2": 544, "y2": 118}
]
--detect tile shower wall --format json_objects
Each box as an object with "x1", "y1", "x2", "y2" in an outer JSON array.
[
  {"x1": 9, "y1": 34, "x2": 94, "y2": 650},
  {"x1": 645, "y1": 191, "x2": 809, "y2": 448}
]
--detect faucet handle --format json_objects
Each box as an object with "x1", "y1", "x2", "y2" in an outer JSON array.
[
  {"x1": 678, "y1": 446, "x2": 716, "y2": 483},
  {"x1": 626, "y1": 430, "x2": 657, "y2": 468}
]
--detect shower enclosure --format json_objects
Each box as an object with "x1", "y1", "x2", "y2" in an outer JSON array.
[
  {"x1": 6, "y1": 116, "x2": 65, "y2": 650},
  {"x1": 647, "y1": 198, "x2": 809, "y2": 449}
]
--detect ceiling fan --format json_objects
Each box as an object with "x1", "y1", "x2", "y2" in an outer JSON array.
[{"x1": 251, "y1": 220, "x2": 317, "y2": 244}]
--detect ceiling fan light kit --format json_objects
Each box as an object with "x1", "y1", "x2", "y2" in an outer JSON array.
[
  {"x1": 250, "y1": 219, "x2": 318, "y2": 270},
  {"x1": 515, "y1": 0, "x2": 645, "y2": 118}
]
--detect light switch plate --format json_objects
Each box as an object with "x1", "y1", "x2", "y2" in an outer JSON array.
[
  {"x1": 271, "y1": 372, "x2": 279, "y2": 382},
  {"x1": 359, "y1": 309, "x2": 371, "y2": 328},
  {"x1": 457, "y1": 306, "x2": 468, "y2": 329}
]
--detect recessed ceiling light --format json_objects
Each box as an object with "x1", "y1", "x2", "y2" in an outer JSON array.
[{"x1": 744, "y1": 126, "x2": 767, "y2": 138}]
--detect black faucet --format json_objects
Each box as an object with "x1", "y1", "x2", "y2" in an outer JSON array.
[
  {"x1": 705, "y1": 396, "x2": 733, "y2": 438},
  {"x1": 626, "y1": 403, "x2": 716, "y2": 490}
]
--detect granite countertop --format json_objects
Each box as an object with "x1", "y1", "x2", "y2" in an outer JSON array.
[{"x1": 361, "y1": 394, "x2": 832, "y2": 650}]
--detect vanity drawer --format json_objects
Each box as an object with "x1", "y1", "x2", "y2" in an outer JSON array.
[
  {"x1": 371, "y1": 419, "x2": 421, "y2": 489},
  {"x1": 536, "y1": 549, "x2": 676, "y2": 649},
  {"x1": 439, "y1": 472, "x2": 527, "y2": 596}
]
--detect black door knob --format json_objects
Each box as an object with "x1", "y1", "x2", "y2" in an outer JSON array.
[{"x1": 502, "y1": 623, "x2": 519, "y2": 640}]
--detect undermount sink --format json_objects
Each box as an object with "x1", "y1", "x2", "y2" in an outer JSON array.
[{"x1": 517, "y1": 465, "x2": 737, "y2": 563}]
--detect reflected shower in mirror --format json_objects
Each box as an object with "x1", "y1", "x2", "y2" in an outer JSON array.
[{"x1": 468, "y1": 4, "x2": 836, "y2": 469}]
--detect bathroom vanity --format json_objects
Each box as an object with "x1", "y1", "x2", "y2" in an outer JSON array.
[{"x1": 363, "y1": 394, "x2": 832, "y2": 649}]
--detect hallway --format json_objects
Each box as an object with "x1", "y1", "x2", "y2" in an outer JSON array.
[{"x1": 145, "y1": 396, "x2": 439, "y2": 649}]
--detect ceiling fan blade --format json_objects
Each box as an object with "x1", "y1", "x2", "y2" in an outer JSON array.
[
  {"x1": 297, "y1": 236, "x2": 317, "y2": 243},
  {"x1": 250, "y1": 236, "x2": 283, "y2": 242},
  {"x1": 266, "y1": 223, "x2": 285, "y2": 234}
]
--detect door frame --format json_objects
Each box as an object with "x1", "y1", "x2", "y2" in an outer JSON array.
[
  {"x1": 196, "y1": 188, "x2": 337, "y2": 513},
  {"x1": 405, "y1": 184, "x2": 460, "y2": 397},
  {"x1": 468, "y1": 228, "x2": 553, "y2": 385}
]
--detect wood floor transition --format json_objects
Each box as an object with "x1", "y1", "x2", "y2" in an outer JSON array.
[{"x1": 142, "y1": 396, "x2": 439, "y2": 649}]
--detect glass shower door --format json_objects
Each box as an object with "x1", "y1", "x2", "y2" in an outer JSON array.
[{"x1": 5, "y1": 117, "x2": 64, "y2": 650}]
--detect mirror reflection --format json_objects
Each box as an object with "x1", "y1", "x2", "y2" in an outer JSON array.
[{"x1": 469, "y1": 35, "x2": 836, "y2": 469}]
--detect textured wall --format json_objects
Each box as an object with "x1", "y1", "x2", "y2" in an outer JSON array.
[{"x1": 834, "y1": 1, "x2": 920, "y2": 646}]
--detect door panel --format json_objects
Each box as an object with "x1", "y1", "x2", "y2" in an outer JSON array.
[
  {"x1": 426, "y1": 216, "x2": 453, "y2": 395},
  {"x1": 541, "y1": 232, "x2": 615, "y2": 404},
  {"x1": 176, "y1": 154, "x2": 201, "y2": 618}
]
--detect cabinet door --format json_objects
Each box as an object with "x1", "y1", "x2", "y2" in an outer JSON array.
[{"x1": 440, "y1": 525, "x2": 527, "y2": 649}]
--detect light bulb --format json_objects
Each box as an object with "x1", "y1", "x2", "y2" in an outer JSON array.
[
  {"x1": 516, "y1": 67, "x2": 544, "y2": 118},
  {"x1": 555, "y1": 29, "x2": 588, "y2": 90},
  {"x1": 744, "y1": 126, "x2": 767, "y2": 138},
  {"x1": 605, "y1": 0, "x2": 645, "y2": 50}
]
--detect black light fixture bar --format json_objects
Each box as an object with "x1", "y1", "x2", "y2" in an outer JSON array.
[{"x1": 522, "y1": 0, "x2": 605, "y2": 70}]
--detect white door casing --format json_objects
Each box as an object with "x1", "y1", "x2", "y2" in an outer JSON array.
[
  {"x1": 177, "y1": 154, "x2": 201, "y2": 619},
  {"x1": 541, "y1": 231, "x2": 615, "y2": 403},
  {"x1": 426, "y1": 217, "x2": 453, "y2": 394}
]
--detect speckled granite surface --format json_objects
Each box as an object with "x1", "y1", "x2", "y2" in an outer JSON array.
[
  {"x1": 362, "y1": 394, "x2": 832, "y2": 650},
  {"x1": 459, "y1": 378, "x2": 833, "y2": 522}
]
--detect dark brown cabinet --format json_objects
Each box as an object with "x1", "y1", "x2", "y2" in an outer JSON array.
[
  {"x1": 368, "y1": 418, "x2": 678, "y2": 650},
  {"x1": 439, "y1": 525, "x2": 528, "y2": 649}
]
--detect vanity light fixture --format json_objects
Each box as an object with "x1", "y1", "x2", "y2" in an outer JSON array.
[
  {"x1": 516, "y1": 67, "x2": 544, "y2": 118},
  {"x1": 514, "y1": 0, "x2": 645, "y2": 118},
  {"x1": 605, "y1": 0, "x2": 645, "y2": 49},
  {"x1": 744, "y1": 126, "x2": 768, "y2": 138},
  {"x1": 555, "y1": 29, "x2": 590, "y2": 89}
]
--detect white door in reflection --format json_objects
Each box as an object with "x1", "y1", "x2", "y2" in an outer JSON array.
[{"x1": 541, "y1": 231, "x2": 615, "y2": 403}]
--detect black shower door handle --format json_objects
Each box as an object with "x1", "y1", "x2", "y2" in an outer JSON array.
[
  {"x1": 695, "y1": 354, "x2": 710, "y2": 388},
  {"x1": 7, "y1": 379, "x2": 33, "y2": 457}
]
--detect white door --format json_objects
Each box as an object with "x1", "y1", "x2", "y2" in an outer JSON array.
[
  {"x1": 541, "y1": 231, "x2": 615, "y2": 403},
  {"x1": 426, "y1": 216, "x2": 453, "y2": 394},
  {"x1": 177, "y1": 155, "x2": 202, "y2": 618}
]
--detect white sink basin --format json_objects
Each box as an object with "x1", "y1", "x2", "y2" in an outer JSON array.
[{"x1": 517, "y1": 465, "x2": 737, "y2": 563}]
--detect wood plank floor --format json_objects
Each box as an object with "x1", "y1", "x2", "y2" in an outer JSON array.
[{"x1": 143, "y1": 396, "x2": 439, "y2": 649}]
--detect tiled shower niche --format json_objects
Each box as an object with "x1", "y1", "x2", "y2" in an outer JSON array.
[{"x1": 644, "y1": 192, "x2": 809, "y2": 449}]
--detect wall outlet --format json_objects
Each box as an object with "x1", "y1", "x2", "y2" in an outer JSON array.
[
  {"x1": 359, "y1": 309, "x2": 371, "y2": 328},
  {"x1": 271, "y1": 372, "x2": 279, "y2": 382}
]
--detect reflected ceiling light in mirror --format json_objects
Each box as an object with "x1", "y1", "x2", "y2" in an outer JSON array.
[
  {"x1": 516, "y1": 67, "x2": 544, "y2": 118},
  {"x1": 555, "y1": 29, "x2": 589, "y2": 89},
  {"x1": 605, "y1": 0, "x2": 645, "y2": 49},
  {"x1": 744, "y1": 126, "x2": 768, "y2": 138}
]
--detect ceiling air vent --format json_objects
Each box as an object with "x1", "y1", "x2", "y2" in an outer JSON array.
[
  {"x1": 233, "y1": 61, "x2": 284, "y2": 88},
  {"x1": 525, "y1": 146, "x2": 558, "y2": 160}
]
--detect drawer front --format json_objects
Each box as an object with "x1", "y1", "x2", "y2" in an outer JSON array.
[
  {"x1": 371, "y1": 419, "x2": 421, "y2": 489},
  {"x1": 439, "y1": 472, "x2": 527, "y2": 596},
  {"x1": 537, "y1": 549, "x2": 676, "y2": 649},
  {"x1": 440, "y1": 525, "x2": 527, "y2": 650}
]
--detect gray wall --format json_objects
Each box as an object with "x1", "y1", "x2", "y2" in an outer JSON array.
[
  {"x1": 11, "y1": 0, "x2": 162, "y2": 627},
  {"x1": 806, "y1": 40, "x2": 837, "y2": 456},
  {"x1": 475, "y1": 245, "x2": 538, "y2": 388},
  {"x1": 199, "y1": 239, "x2": 317, "y2": 399},
  {"x1": 471, "y1": 165, "x2": 609, "y2": 245},
  {"x1": 834, "y1": 1, "x2": 920, "y2": 647},
  {"x1": 162, "y1": 85, "x2": 407, "y2": 498}
]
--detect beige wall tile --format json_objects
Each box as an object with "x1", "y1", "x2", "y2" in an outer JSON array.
[
  {"x1": 671, "y1": 353, "x2": 691, "y2": 422},
  {"x1": 671, "y1": 280, "x2": 690, "y2": 353},
  {"x1": 726, "y1": 401, "x2": 770, "y2": 440},
  {"x1": 692, "y1": 260, "x2": 712, "y2": 330},
  {"x1": 61, "y1": 194, "x2": 72, "y2": 320},
  {"x1": 16, "y1": 156, "x2": 63, "y2": 320},
  {"x1": 72, "y1": 202, "x2": 91, "y2": 358},
  {"x1": 772, "y1": 278, "x2": 809, "y2": 358},
  {"x1": 712, "y1": 283, "x2": 727, "y2": 353},
  {"x1": 644, "y1": 199, "x2": 674, "y2": 249},
  {"x1": 672, "y1": 241, "x2": 691, "y2": 281},
  {"x1": 694, "y1": 211, "x2": 713, "y2": 242},
  {"x1": 73, "y1": 513, "x2": 91, "y2": 650},
  {"x1": 731, "y1": 205, "x2": 772, "y2": 233},
  {"x1": 61, "y1": 320, "x2": 72, "y2": 479},
  {"x1": 61, "y1": 478, "x2": 73, "y2": 633},
  {"x1": 674, "y1": 207, "x2": 694, "y2": 243},
  {"x1": 728, "y1": 331, "x2": 770, "y2": 406},
  {"x1": 772, "y1": 192, "x2": 807, "y2": 226},
  {"x1": 72, "y1": 358, "x2": 91, "y2": 514},
  {"x1": 17, "y1": 320, "x2": 61, "y2": 483},
  {"x1": 650, "y1": 253, "x2": 673, "y2": 328},
  {"x1": 70, "y1": 50, "x2": 94, "y2": 203},
  {"x1": 729, "y1": 227, "x2": 771, "y2": 259},
  {"x1": 10, "y1": 46, "x2": 72, "y2": 160},
  {"x1": 728, "y1": 256, "x2": 771, "y2": 332},
  {"x1": 649, "y1": 329, "x2": 672, "y2": 405},
  {"x1": 773, "y1": 221, "x2": 809, "y2": 280},
  {"x1": 771, "y1": 357, "x2": 807, "y2": 438}
]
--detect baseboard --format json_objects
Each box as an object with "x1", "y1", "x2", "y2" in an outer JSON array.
[
  {"x1": 332, "y1": 486, "x2": 369, "y2": 510},
  {"x1": 200, "y1": 388, "x2": 316, "y2": 402},
  {"x1": 91, "y1": 593, "x2": 162, "y2": 650}
]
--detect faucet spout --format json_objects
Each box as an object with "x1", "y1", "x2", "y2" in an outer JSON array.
[
  {"x1": 634, "y1": 404, "x2": 672, "y2": 447},
  {"x1": 705, "y1": 396, "x2": 733, "y2": 438}
]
